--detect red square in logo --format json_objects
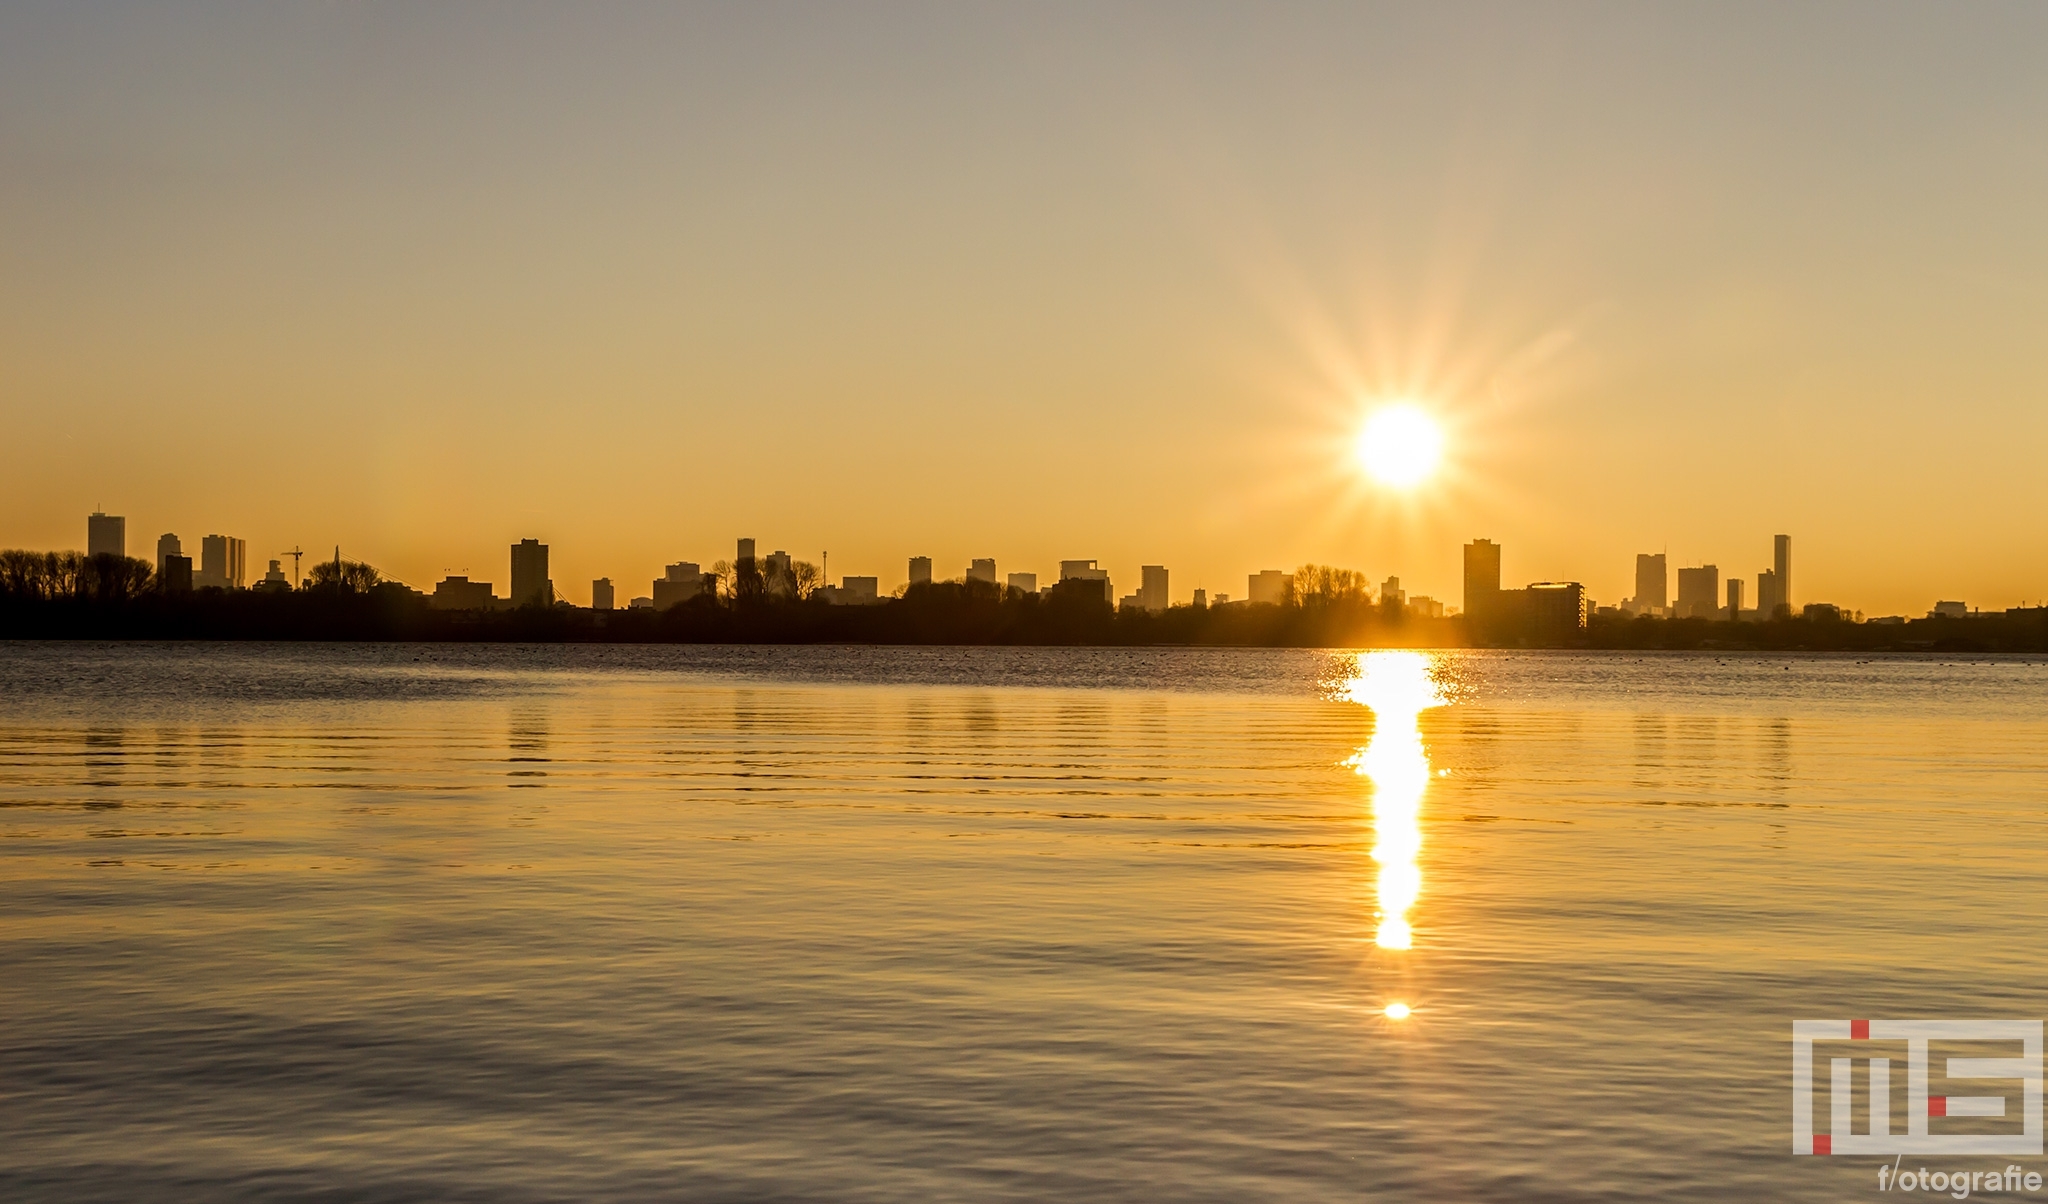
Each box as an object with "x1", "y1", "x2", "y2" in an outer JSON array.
[
  {"x1": 1813, "y1": 1135, "x2": 1832, "y2": 1155},
  {"x1": 1930, "y1": 1096, "x2": 1947, "y2": 1117},
  {"x1": 1851, "y1": 1019, "x2": 1870, "y2": 1040}
]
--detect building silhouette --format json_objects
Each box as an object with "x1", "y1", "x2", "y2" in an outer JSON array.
[
  {"x1": 1726, "y1": 577, "x2": 1744, "y2": 621},
  {"x1": 968, "y1": 558, "x2": 997, "y2": 586},
  {"x1": 1756, "y1": 568, "x2": 1782, "y2": 619},
  {"x1": 1381, "y1": 575, "x2": 1405, "y2": 607},
  {"x1": 837, "y1": 576, "x2": 880, "y2": 604},
  {"x1": 1774, "y1": 534, "x2": 1792, "y2": 617},
  {"x1": 1463, "y1": 539, "x2": 1501, "y2": 619},
  {"x1": 737, "y1": 538, "x2": 757, "y2": 564},
  {"x1": 1247, "y1": 569, "x2": 1291, "y2": 606},
  {"x1": 510, "y1": 539, "x2": 552, "y2": 607},
  {"x1": 1006, "y1": 572, "x2": 1037, "y2": 594},
  {"x1": 1676, "y1": 565, "x2": 1719, "y2": 619},
  {"x1": 196, "y1": 535, "x2": 246, "y2": 590},
  {"x1": 592, "y1": 578, "x2": 614, "y2": 611},
  {"x1": 764, "y1": 550, "x2": 794, "y2": 597},
  {"x1": 653, "y1": 562, "x2": 704, "y2": 610},
  {"x1": 156, "y1": 533, "x2": 182, "y2": 576},
  {"x1": 1138, "y1": 565, "x2": 1168, "y2": 611},
  {"x1": 431, "y1": 576, "x2": 495, "y2": 610},
  {"x1": 1058, "y1": 560, "x2": 1112, "y2": 604},
  {"x1": 87, "y1": 511, "x2": 124, "y2": 559},
  {"x1": 1525, "y1": 582, "x2": 1589, "y2": 633},
  {"x1": 259, "y1": 559, "x2": 290, "y2": 589},
  {"x1": 160, "y1": 554, "x2": 193, "y2": 591},
  {"x1": 1632, "y1": 553, "x2": 1668, "y2": 615},
  {"x1": 908, "y1": 556, "x2": 933, "y2": 588},
  {"x1": 1192, "y1": 588, "x2": 1208, "y2": 609}
]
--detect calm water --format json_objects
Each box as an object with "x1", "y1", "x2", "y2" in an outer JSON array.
[{"x1": 4, "y1": 642, "x2": 2047, "y2": 1202}]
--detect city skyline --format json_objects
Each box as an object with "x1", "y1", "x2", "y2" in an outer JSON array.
[
  {"x1": 3, "y1": 8, "x2": 2047, "y2": 617},
  {"x1": 53, "y1": 507, "x2": 2007, "y2": 623}
]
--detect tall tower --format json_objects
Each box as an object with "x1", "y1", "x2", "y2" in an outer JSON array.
[
  {"x1": 510, "y1": 539, "x2": 552, "y2": 607},
  {"x1": 1140, "y1": 565, "x2": 1168, "y2": 611},
  {"x1": 1773, "y1": 534, "x2": 1791, "y2": 617},
  {"x1": 908, "y1": 556, "x2": 933, "y2": 587},
  {"x1": 1634, "y1": 553, "x2": 1668, "y2": 614},
  {"x1": 87, "y1": 511, "x2": 125, "y2": 559},
  {"x1": 1463, "y1": 539, "x2": 1501, "y2": 619}
]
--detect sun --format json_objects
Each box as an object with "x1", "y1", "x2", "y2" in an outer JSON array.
[{"x1": 1354, "y1": 405, "x2": 1443, "y2": 488}]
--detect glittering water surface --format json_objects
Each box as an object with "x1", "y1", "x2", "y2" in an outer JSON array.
[{"x1": 3, "y1": 642, "x2": 2047, "y2": 1203}]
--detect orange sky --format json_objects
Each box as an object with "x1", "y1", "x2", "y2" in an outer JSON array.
[{"x1": 4, "y1": 4, "x2": 2046, "y2": 614}]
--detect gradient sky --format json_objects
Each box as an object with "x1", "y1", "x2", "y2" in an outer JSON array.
[{"x1": 4, "y1": 2, "x2": 2046, "y2": 613}]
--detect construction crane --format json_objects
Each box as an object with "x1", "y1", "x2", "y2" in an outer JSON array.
[{"x1": 282, "y1": 547, "x2": 305, "y2": 589}]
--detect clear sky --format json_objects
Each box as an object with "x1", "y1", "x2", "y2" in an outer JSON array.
[{"x1": 3, "y1": 2, "x2": 2045, "y2": 614}]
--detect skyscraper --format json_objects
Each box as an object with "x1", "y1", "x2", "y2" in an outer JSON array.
[
  {"x1": 1726, "y1": 577, "x2": 1744, "y2": 621},
  {"x1": 1463, "y1": 539, "x2": 1501, "y2": 619},
  {"x1": 197, "y1": 535, "x2": 246, "y2": 589},
  {"x1": 156, "y1": 533, "x2": 182, "y2": 576},
  {"x1": 1756, "y1": 569, "x2": 1781, "y2": 618},
  {"x1": 510, "y1": 539, "x2": 552, "y2": 607},
  {"x1": 1633, "y1": 553, "x2": 1668, "y2": 615},
  {"x1": 1773, "y1": 534, "x2": 1792, "y2": 617},
  {"x1": 1381, "y1": 576, "x2": 1405, "y2": 606},
  {"x1": 1058, "y1": 560, "x2": 1111, "y2": 604},
  {"x1": 1675, "y1": 565, "x2": 1719, "y2": 619},
  {"x1": 968, "y1": 558, "x2": 997, "y2": 585},
  {"x1": 87, "y1": 511, "x2": 124, "y2": 559},
  {"x1": 1247, "y1": 570, "x2": 1291, "y2": 605},
  {"x1": 908, "y1": 556, "x2": 932, "y2": 587},
  {"x1": 1139, "y1": 565, "x2": 1168, "y2": 611},
  {"x1": 737, "y1": 538, "x2": 757, "y2": 564},
  {"x1": 592, "y1": 578, "x2": 614, "y2": 611}
]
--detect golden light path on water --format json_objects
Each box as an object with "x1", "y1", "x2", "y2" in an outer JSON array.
[{"x1": 1343, "y1": 651, "x2": 1447, "y2": 953}]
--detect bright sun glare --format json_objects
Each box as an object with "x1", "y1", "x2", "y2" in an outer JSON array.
[{"x1": 1354, "y1": 405, "x2": 1443, "y2": 489}]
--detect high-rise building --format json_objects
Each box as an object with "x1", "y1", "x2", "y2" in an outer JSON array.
[
  {"x1": 156, "y1": 533, "x2": 182, "y2": 576},
  {"x1": 1247, "y1": 570, "x2": 1291, "y2": 606},
  {"x1": 908, "y1": 556, "x2": 933, "y2": 587},
  {"x1": 1463, "y1": 539, "x2": 1501, "y2": 619},
  {"x1": 1381, "y1": 576, "x2": 1405, "y2": 606},
  {"x1": 1726, "y1": 577, "x2": 1744, "y2": 621},
  {"x1": 1058, "y1": 560, "x2": 1112, "y2": 604},
  {"x1": 1633, "y1": 553, "x2": 1668, "y2": 615},
  {"x1": 592, "y1": 578, "x2": 614, "y2": 611},
  {"x1": 1756, "y1": 569, "x2": 1781, "y2": 618},
  {"x1": 431, "y1": 576, "x2": 495, "y2": 610},
  {"x1": 1192, "y1": 588, "x2": 1208, "y2": 609},
  {"x1": 87, "y1": 511, "x2": 125, "y2": 559},
  {"x1": 161, "y1": 555, "x2": 193, "y2": 592},
  {"x1": 968, "y1": 558, "x2": 997, "y2": 585},
  {"x1": 1675, "y1": 565, "x2": 1719, "y2": 619},
  {"x1": 737, "y1": 538, "x2": 757, "y2": 564},
  {"x1": 653, "y1": 562, "x2": 704, "y2": 609},
  {"x1": 838, "y1": 576, "x2": 880, "y2": 604},
  {"x1": 1773, "y1": 534, "x2": 1792, "y2": 617},
  {"x1": 510, "y1": 539, "x2": 552, "y2": 607},
  {"x1": 764, "y1": 549, "x2": 794, "y2": 596},
  {"x1": 196, "y1": 535, "x2": 246, "y2": 590},
  {"x1": 1006, "y1": 572, "x2": 1037, "y2": 594},
  {"x1": 1139, "y1": 565, "x2": 1168, "y2": 611},
  {"x1": 1525, "y1": 582, "x2": 1588, "y2": 633}
]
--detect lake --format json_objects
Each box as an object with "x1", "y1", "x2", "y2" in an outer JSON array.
[{"x1": 3, "y1": 642, "x2": 2045, "y2": 1202}]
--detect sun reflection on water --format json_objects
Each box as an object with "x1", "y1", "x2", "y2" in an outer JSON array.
[{"x1": 1342, "y1": 651, "x2": 1446, "y2": 951}]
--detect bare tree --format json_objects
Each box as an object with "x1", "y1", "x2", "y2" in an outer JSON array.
[{"x1": 791, "y1": 560, "x2": 823, "y2": 600}]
